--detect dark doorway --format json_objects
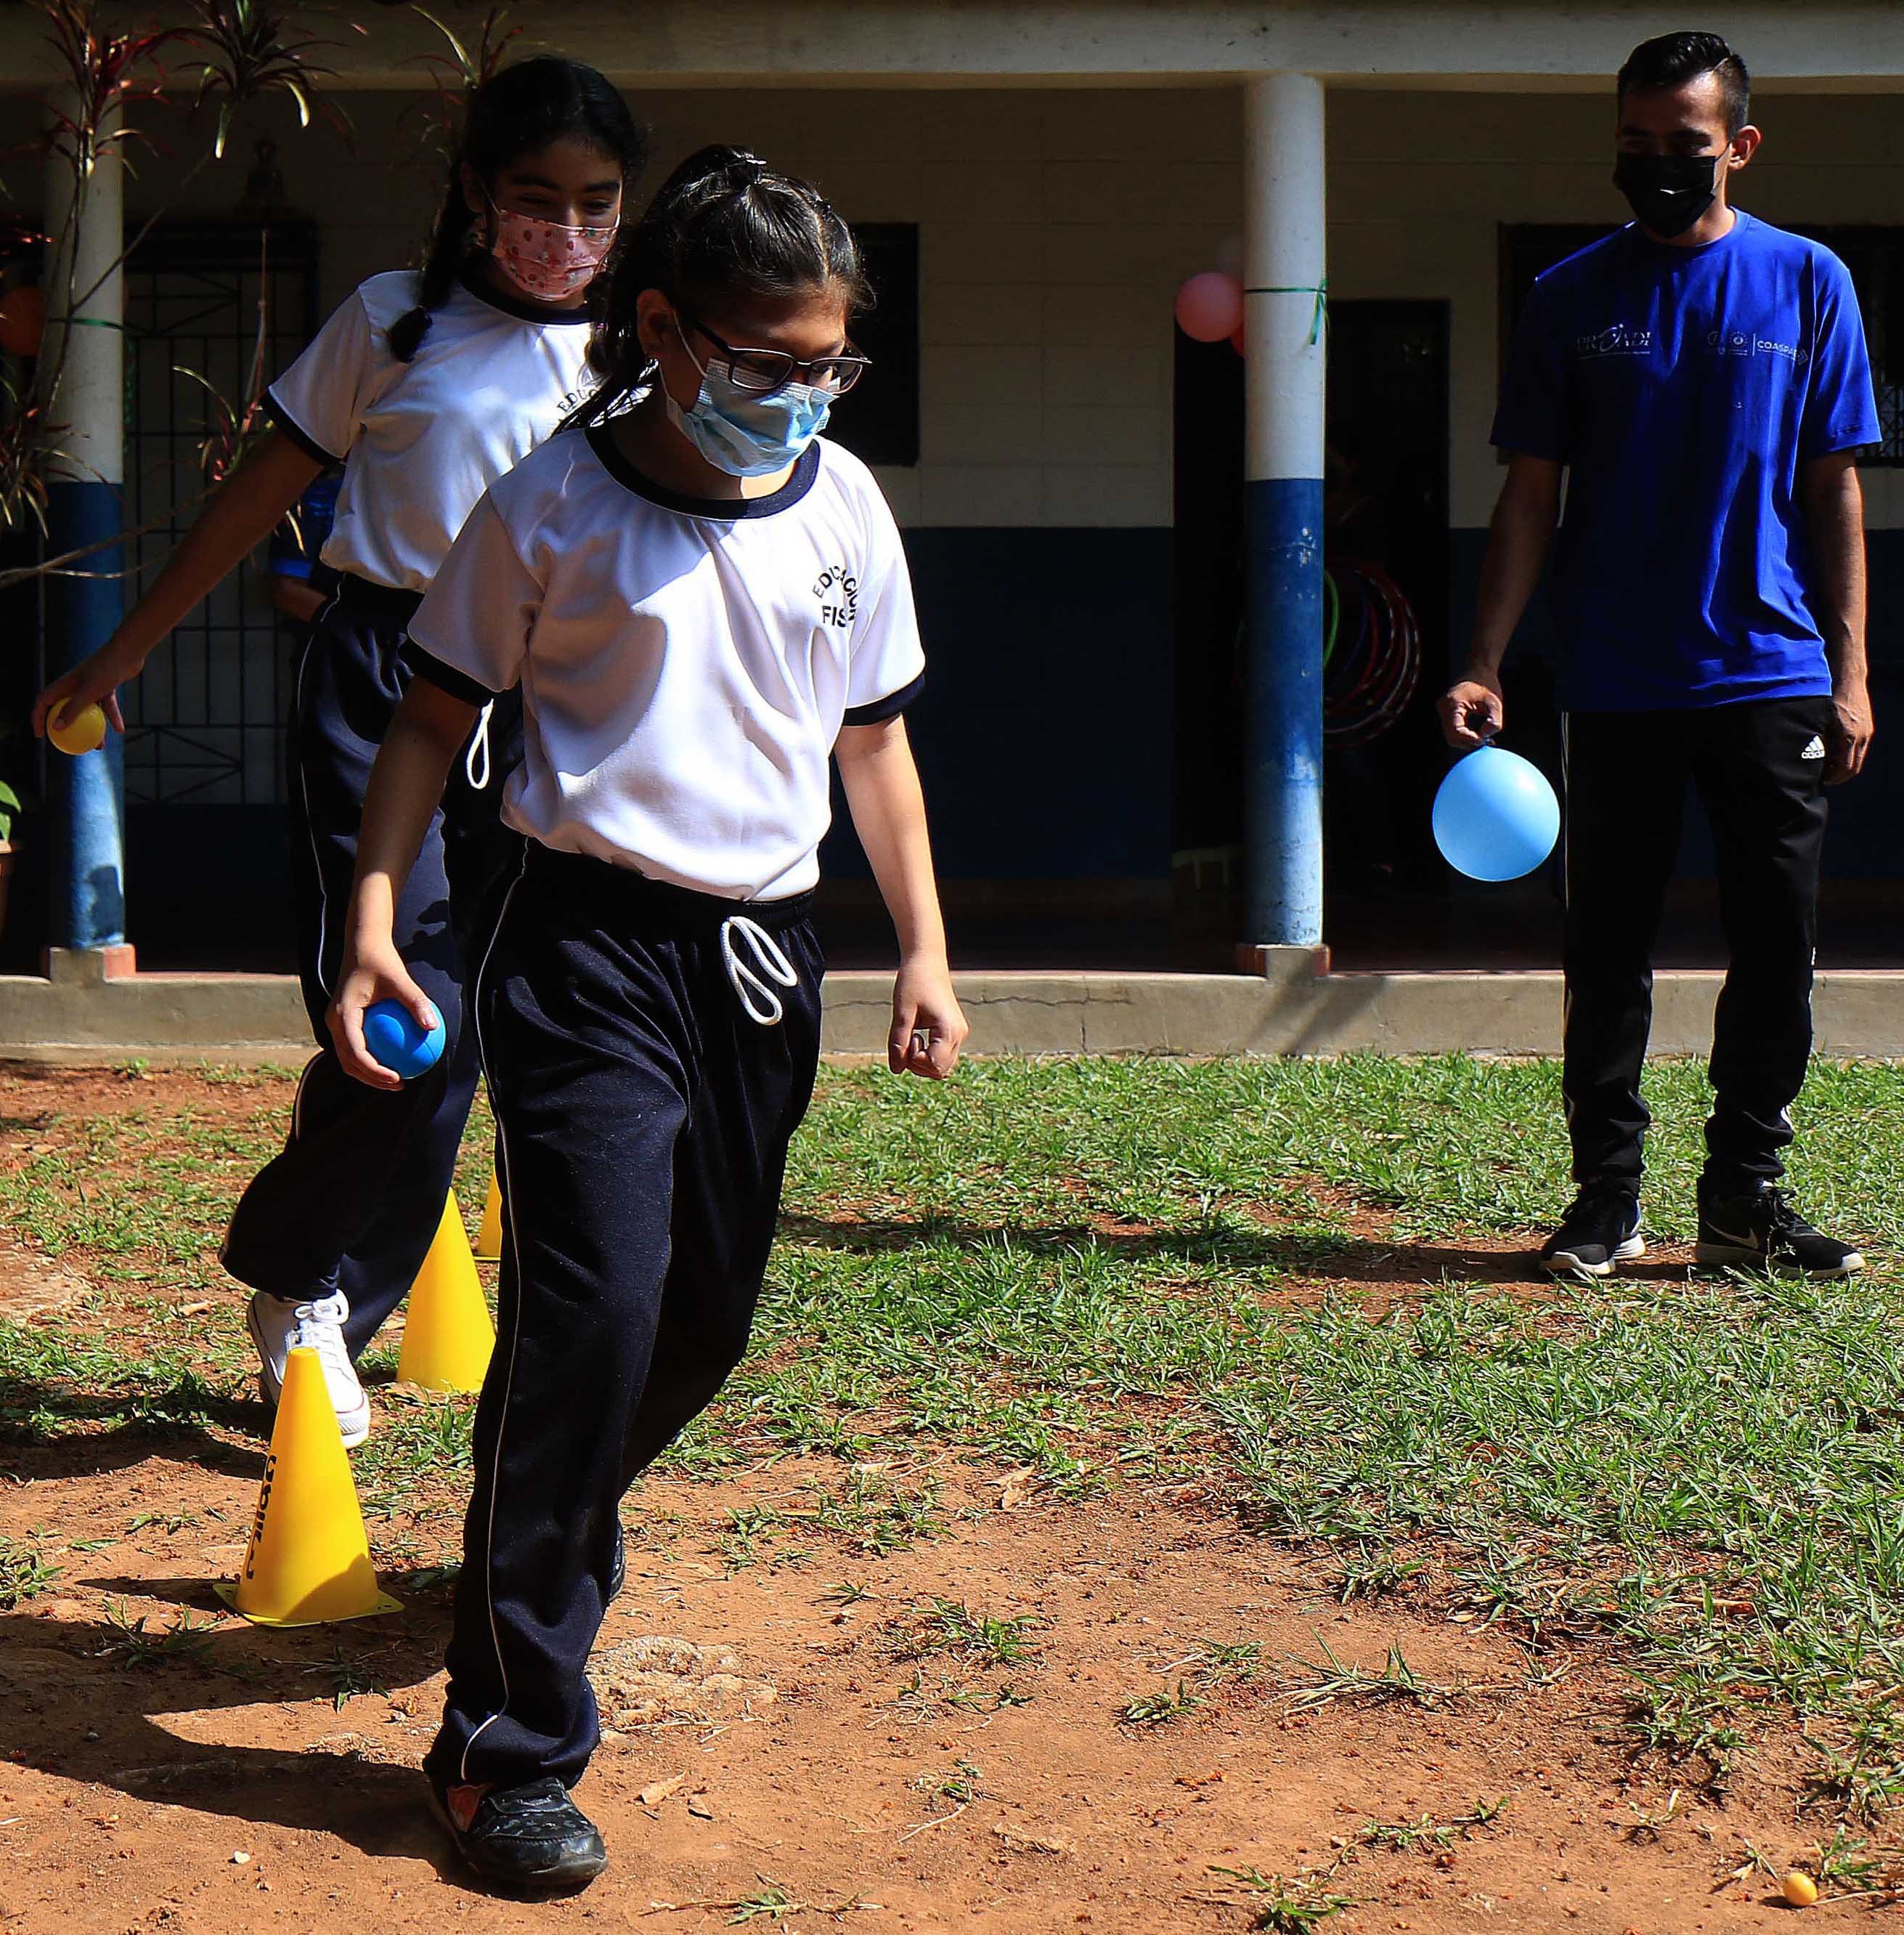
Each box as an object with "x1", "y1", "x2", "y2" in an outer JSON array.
[
  {"x1": 0, "y1": 216, "x2": 318, "y2": 971},
  {"x1": 120, "y1": 216, "x2": 320, "y2": 969},
  {"x1": 825, "y1": 223, "x2": 919, "y2": 469},
  {"x1": 1171, "y1": 299, "x2": 1452, "y2": 964}
]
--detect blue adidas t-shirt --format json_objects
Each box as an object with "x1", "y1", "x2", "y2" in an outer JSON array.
[{"x1": 1492, "y1": 212, "x2": 1879, "y2": 711}]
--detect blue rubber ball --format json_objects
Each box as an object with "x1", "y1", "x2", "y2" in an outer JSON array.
[
  {"x1": 362, "y1": 998, "x2": 446, "y2": 1079},
  {"x1": 1432, "y1": 744, "x2": 1561, "y2": 883}
]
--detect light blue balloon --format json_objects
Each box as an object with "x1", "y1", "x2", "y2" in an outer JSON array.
[{"x1": 1433, "y1": 744, "x2": 1561, "y2": 883}]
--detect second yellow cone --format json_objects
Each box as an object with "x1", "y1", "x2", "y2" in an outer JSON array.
[
  {"x1": 473, "y1": 1169, "x2": 503, "y2": 1262},
  {"x1": 216, "y1": 1347, "x2": 401, "y2": 1627},
  {"x1": 398, "y1": 1193, "x2": 497, "y2": 1394}
]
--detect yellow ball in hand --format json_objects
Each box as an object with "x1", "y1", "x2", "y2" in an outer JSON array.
[{"x1": 48, "y1": 702, "x2": 107, "y2": 756}]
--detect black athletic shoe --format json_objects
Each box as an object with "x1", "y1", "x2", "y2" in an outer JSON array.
[
  {"x1": 1696, "y1": 1180, "x2": 1865, "y2": 1278},
  {"x1": 428, "y1": 1773, "x2": 608, "y2": 1894},
  {"x1": 1539, "y1": 1182, "x2": 1644, "y2": 1279},
  {"x1": 608, "y1": 1522, "x2": 626, "y2": 1604}
]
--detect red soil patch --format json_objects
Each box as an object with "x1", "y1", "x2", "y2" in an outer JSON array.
[
  {"x1": 0, "y1": 1065, "x2": 1863, "y2": 1929},
  {"x1": 0, "y1": 1465, "x2": 1858, "y2": 1933}
]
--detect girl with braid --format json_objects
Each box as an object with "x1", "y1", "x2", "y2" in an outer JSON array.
[{"x1": 34, "y1": 58, "x2": 648, "y2": 1447}]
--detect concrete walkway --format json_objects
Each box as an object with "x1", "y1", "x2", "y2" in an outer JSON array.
[{"x1": 4, "y1": 947, "x2": 1900, "y2": 1060}]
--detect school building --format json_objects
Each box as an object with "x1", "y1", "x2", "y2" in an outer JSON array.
[{"x1": 4, "y1": 1, "x2": 1904, "y2": 1057}]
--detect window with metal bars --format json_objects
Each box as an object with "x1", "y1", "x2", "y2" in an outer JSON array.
[
  {"x1": 1501, "y1": 221, "x2": 1904, "y2": 465},
  {"x1": 120, "y1": 216, "x2": 320, "y2": 805}
]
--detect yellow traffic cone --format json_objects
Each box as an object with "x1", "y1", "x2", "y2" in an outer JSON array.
[
  {"x1": 473, "y1": 1169, "x2": 503, "y2": 1262},
  {"x1": 397, "y1": 1193, "x2": 496, "y2": 1394},
  {"x1": 216, "y1": 1348, "x2": 401, "y2": 1628}
]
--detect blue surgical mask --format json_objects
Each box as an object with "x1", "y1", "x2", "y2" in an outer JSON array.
[{"x1": 664, "y1": 349, "x2": 834, "y2": 479}]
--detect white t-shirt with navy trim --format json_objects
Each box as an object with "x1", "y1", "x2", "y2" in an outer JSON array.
[
  {"x1": 406, "y1": 426, "x2": 926, "y2": 902},
  {"x1": 265, "y1": 268, "x2": 596, "y2": 593}
]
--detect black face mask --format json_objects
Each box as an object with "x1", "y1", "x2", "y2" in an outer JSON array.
[{"x1": 1612, "y1": 151, "x2": 1722, "y2": 238}]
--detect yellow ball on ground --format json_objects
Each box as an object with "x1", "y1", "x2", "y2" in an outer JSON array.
[
  {"x1": 1782, "y1": 1870, "x2": 1820, "y2": 1907},
  {"x1": 48, "y1": 702, "x2": 107, "y2": 756}
]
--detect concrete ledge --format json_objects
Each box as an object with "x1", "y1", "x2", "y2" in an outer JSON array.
[
  {"x1": 4, "y1": 964, "x2": 1903, "y2": 1062},
  {"x1": 0, "y1": 970, "x2": 314, "y2": 1066}
]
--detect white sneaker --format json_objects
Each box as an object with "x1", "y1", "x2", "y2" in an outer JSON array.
[{"x1": 246, "y1": 1291, "x2": 371, "y2": 1448}]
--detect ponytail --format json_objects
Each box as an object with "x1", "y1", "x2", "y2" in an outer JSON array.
[
  {"x1": 388, "y1": 177, "x2": 469, "y2": 362},
  {"x1": 574, "y1": 144, "x2": 871, "y2": 428},
  {"x1": 388, "y1": 54, "x2": 648, "y2": 363}
]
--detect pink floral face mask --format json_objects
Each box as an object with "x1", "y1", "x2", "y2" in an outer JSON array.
[{"x1": 487, "y1": 197, "x2": 618, "y2": 304}]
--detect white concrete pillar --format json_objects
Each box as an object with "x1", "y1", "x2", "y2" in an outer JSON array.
[
  {"x1": 1240, "y1": 71, "x2": 1327, "y2": 952},
  {"x1": 41, "y1": 92, "x2": 126, "y2": 497}
]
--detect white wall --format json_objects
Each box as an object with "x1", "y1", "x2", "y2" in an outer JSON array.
[
  {"x1": 1331, "y1": 90, "x2": 1904, "y2": 530},
  {"x1": 9, "y1": 4, "x2": 1904, "y2": 89},
  {"x1": 11, "y1": 81, "x2": 1904, "y2": 533},
  {"x1": 115, "y1": 88, "x2": 1237, "y2": 531}
]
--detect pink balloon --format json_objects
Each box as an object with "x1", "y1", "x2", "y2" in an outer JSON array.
[{"x1": 1175, "y1": 271, "x2": 1243, "y2": 344}]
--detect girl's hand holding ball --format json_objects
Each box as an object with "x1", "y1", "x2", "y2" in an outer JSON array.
[
  {"x1": 33, "y1": 641, "x2": 131, "y2": 750},
  {"x1": 47, "y1": 701, "x2": 109, "y2": 756},
  {"x1": 329, "y1": 947, "x2": 444, "y2": 1091}
]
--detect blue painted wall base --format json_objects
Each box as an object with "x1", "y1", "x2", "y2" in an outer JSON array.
[
  {"x1": 44, "y1": 478, "x2": 126, "y2": 952},
  {"x1": 821, "y1": 526, "x2": 1176, "y2": 884},
  {"x1": 1242, "y1": 476, "x2": 1325, "y2": 944}
]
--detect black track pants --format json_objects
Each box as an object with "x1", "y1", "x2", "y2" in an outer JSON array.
[
  {"x1": 430, "y1": 850, "x2": 824, "y2": 1792},
  {"x1": 221, "y1": 575, "x2": 524, "y2": 1357},
  {"x1": 1561, "y1": 694, "x2": 1834, "y2": 1190}
]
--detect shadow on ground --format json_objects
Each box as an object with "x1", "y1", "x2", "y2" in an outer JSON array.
[
  {"x1": 778, "y1": 1210, "x2": 1717, "y2": 1289},
  {"x1": 0, "y1": 1378, "x2": 269, "y2": 1482},
  {"x1": 0, "y1": 1583, "x2": 467, "y2": 1880}
]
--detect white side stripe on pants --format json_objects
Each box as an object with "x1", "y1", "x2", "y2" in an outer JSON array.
[
  {"x1": 293, "y1": 631, "x2": 335, "y2": 1002},
  {"x1": 460, "y1": 843, "x2": 529, "y2": 1783}
]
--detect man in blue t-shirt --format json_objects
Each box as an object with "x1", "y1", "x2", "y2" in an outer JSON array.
[{"x1": 1440, "y1": 31, "x2": 1876, "y2": 1281}]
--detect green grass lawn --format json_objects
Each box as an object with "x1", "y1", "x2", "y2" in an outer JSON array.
[{"x1": 2, "y1": 1054, "x2": 1902, "y2": 1820}]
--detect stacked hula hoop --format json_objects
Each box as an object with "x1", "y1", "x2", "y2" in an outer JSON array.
[{"x1": 1323, "y1": 561, "x2": 1420, "y2": 747}]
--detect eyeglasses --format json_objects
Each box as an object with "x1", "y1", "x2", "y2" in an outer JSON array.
[{"x1": 678, "y1": 311, "x2": 870, "y2": 397}]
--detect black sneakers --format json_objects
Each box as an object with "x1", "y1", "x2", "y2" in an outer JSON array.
[
  {"x1": 1539, "y1": 1182, "x2": 1644, "y2": 1278},
  {"x1": 1696, "y1": 1179, "x2": 1866, "y2": 1278},
  {"x1": 1541, "y1": 1179, "x2": 1865, "y2": 1279},
  {"x1": 428, "y1": 1773, "x2": 608, "y2": 1893}
]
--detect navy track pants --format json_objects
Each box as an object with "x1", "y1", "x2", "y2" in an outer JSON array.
[
  {"x1": 221, "y1": 572, "x2": 523, "y2": 1357},
  {"x1": 430, "y1": 848, "x2": 823, "y2": 1791}
]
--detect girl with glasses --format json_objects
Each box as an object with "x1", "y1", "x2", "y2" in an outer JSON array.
[{"x1": 326, "y1": 144, "x2": 967, "y2": 1891}]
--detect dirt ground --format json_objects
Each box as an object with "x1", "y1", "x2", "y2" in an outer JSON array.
[{"x1": 0, "y1": 1068, "x2": 1868, "y2": 1932}]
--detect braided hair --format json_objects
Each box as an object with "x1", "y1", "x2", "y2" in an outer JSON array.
[
  {"x1": 570, "y1": 145, "x2": 873, "y2": 429},
  {"x1": 388, "y1": 56, "x2": 649, "y2": 363}
]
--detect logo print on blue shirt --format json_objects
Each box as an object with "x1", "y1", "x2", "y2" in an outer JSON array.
[
  {"x1": 1573, "y1": 323, "x2": 1653, "y2": 359},
  {"x1": 1705, "y1": 327, "x2": 1807, "y2": 365}
]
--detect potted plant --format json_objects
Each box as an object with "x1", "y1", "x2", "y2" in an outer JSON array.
[
  {"x1": 0, "y1": 774, "x2": 18, "y2": 944},
  {"x1": 0, "y1": 713, "x2": 30, "y2": 946}
]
